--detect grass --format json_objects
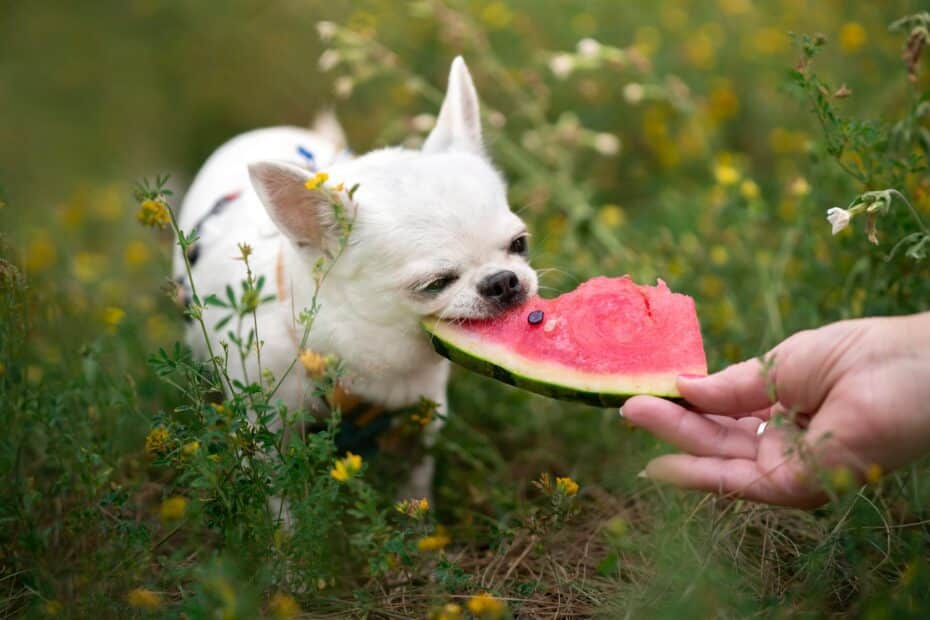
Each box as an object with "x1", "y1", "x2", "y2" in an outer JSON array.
[{"x1": 2, "y1": 1, "x2": 930, "y2": 618}]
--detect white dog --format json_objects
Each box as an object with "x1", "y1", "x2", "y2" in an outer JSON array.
[{"x1": 174, "y1": 57, "x2": 537, "y2": 497}]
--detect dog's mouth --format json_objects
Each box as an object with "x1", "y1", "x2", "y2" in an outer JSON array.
[{"x1": 429, "y1": 294, "x2": 528, "y2": 323}]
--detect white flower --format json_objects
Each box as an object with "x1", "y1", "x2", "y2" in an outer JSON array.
[
  {"x1": 549, "y1": 54, "x2": 575, "y2": 79},
  {"x1": 521, "y1": 131, "x2": 543, "y2": 152},
  {"x1": 577, "y1": 38, "x2": 601, "y2": 58},
  {"x1": 316, "y1": 21, "x2": 337, "y2": 41},
  {"x1": 411, "y1": 113, "x2": 435, "y2": 132},
  {"x1": 594, "y1": 133, "x2": 621, "y2": 156},
  {"x1": 487, "y1": 110, "x2": 506, "y2": 128},
  {"x1": 623, "y1": 83, "x2": 645, "y2": 104},
  {"x1": 826, "y1": 207, "x2": 852, "y2": 235},
  {"x1": 334, "y1": 77, "x2": 354, "y2": 99},
  {"x1": 318, "y1": 49, "x2": 340, "y2": 71}
]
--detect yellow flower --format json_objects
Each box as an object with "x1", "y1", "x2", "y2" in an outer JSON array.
[
  {"x1": 145, "y1": 426, "x2": 170, "y2": 456},
  {"x1": 304, "y1": 171, "x2": 329, "y2": 191},
  {"x1": 708, "y1": 81, "x2": 739, "y2": 122},
  {"x1": 182, "y1": 440, "x2": 200, "y2": 456},
  {"x1": 839, "y1": 22, "x2": 867, "y2": 53},
  {"x1": 750, "y1": 27, "x2": 788, "y2": 55},
  {"x1": 556, "y1": 476, "x2": 579, "y2": 496},
  {"x1": 480, "y1": 2, "x2": 513, "y2": 29},
  {"x1": 430, "y1": 602, "x2": 464, "y2": 620},
  {"x1": 598, "y1": 205, "x2": 626, "y2": 228},
  {"x1": 778, "y1": 199, "x2": 798, "y2": 222},
  {"x1": 830, "y1": 466, "x2": 854, "y2": 493},
  {"x1": 789, "y1": 177, "x2": 811, "y2": 197},
  {"x1": 72, "y1": 252, "x2": 107, "y2": 283},
  {"x1": 633, "y1": 26, "x2": 662, "y2": 56},
  {"x1": 43, "y1": 600, "x2": 63, "y2": 616},
  {"x1": 466, "y1": 592, "x2": 506, "y2": 619},
  {"x1": 160, "y1": 496, "x2": 188, "y2": 522},
  {"x1": 102, "y1": 306, "x2": 125, "y2": 332},
  {"x1": 299, "y1": 348, "x2": 328, "y2": 378},
  {"x1": 58, "y1": 199, "x2": 87, "y2": 230},
  {"x1": 269, "y1": 592, "x2": 301, "y2": 620},
  {"x1": 769, "y1": 128, "x2": 808, "y2": 154},
  {"x1": 330, "y1": 452, "x2": 363, "y2": 482},
  {"x1": 718, "y1": 0, "x2": 751, "y2": 15},
  {"x1": 205, "y1": 577, "x2": 237, "y2": 615},
  {"x1": 124, "y1": 240, "x2": 151, "y2": 268},
  {"x1": 127, "y1": 588, "x2": 162, "y2": 610},
  {"x1": 660, "y1": 5, "x2": 687, "y2": 31},
  {"x1": 683, "y1": 32, "x2": 716, "y2": 69},
  {"x1": 709, "y1": 245, "x2": 729, "y2": 266},
  {"x1": 137, "y1": 198, "x2": 171, "y2": 228},
  {"x1": 713, "y1": 163, "x2": 740, "y2": 186},
  {"x1": 740, "y1": 179, "x2": 760, "y2": 200},
  {"x1": 410, "y1": 405, "x2": 434, "y2": 427},
  {"x1": 416, "y1": 526, "x2": 451, "y2": 552},
  {"x1": 26, "y1": 365, "x2": 43, "y2": 384},
  {"x1": 396, "y1": 497, "x2": 430, "y2": 519},
  {"x1": 94, "y1": 184, "x2": 124, "y2": 221},
  {"x1": 25, "y1": 235, "x2": 57, "y2": 273},
  {"x1": 865, "y1": 463, "x2": 883, "y2": 485},
  {"x1": 699, "y1": 275, "x2": 725, "y2": 298}
]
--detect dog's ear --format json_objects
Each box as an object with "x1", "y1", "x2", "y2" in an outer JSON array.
[
  {"x1": 423, "y1": 56, "x2": 484, "y2": 156},
  {"x1": 248, "y1": 161, "x2": 334, "y2": 249}
]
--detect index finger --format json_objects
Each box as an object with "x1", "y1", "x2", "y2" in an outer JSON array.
[{"x1": 622, "y1": 395, "x2": 761, "y2": 459}]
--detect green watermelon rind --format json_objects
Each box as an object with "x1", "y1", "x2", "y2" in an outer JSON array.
[{"x1": 422, "y1": 321, "x2": 691, "y2": 408}]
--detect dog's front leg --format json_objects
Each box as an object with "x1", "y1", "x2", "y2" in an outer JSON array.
[{"x1": 398, "y1": 394, "x2": 447, "y2": 503}]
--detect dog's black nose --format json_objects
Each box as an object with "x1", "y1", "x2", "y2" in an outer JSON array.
[{"x1": 478, "y1": 270, "x2": 524, "y2": 308}]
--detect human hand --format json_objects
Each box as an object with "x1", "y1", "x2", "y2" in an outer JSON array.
[{"x1": 622, "y1": 313, "x2": 930, "y2": 508}]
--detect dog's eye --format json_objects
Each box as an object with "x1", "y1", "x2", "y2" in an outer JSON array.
[
  {"x1": 509, "y1": 235, "x2": 528, "y2": 256},
  {"x1": 421, "y1": 275, "x2": 458, "y2": 294}
]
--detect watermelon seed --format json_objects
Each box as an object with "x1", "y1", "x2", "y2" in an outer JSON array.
[
  {"x1": 543, "y1": 319, "x2": 557, "y2": 333},
  {"x1": 527, "y1": 310, "x2": 544, "y2": 325}
]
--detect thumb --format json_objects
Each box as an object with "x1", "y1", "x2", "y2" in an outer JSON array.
[
  {"x1": 679, "y1": 326, "x2": 846, "y2": 416},
  {"x1": 676, "y1": 358, "x2": 774, "y2": 416}
]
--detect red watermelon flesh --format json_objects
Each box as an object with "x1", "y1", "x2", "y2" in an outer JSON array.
[{"x1": 423, "y1": 276, "x2": 707, "y2": 406}]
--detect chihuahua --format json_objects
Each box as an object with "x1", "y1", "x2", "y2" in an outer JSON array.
[{"x1": 174, "y1": 57, "x2": 537, "y2": 498}]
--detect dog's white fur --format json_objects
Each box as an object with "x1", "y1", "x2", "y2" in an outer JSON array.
[{"x1": 174, "y1": 57, "x2": 536, "y2": 495}]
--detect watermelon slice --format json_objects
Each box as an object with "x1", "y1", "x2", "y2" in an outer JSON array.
[{"x1": 422, "y1": 276, "x2": 706, "y2": 407}]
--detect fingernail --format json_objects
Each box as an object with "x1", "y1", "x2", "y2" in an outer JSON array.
[
  {"x1": 618, "y1": 406, "x2": 625, "y2": 418},
  {"x1": 637, "y1": 469, "x2": 649, "y2": 479}
]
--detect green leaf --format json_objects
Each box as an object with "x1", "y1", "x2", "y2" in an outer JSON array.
[
  {"x1": 204, "y1": 294, "x2": 228, "y2": 308},
  {"x1": 214, "y1": 315, "x2": 233, "y2": 331}
]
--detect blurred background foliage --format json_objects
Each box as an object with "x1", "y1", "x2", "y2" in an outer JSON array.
[{"x1": 2, "y1": 0, "x2": 930, "y2": 617}]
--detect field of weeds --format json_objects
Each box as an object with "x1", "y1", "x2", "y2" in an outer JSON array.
[{"x1": 2, "y1": 1, "x2": 930, "y2": 617}]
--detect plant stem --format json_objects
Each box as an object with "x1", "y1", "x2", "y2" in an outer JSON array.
[
  {"x1": 889, "y1": 189, "x2": 930, "y2": 234},
  {"x1": 168, "y1": 207, "x2": 233, "y2": 395}
]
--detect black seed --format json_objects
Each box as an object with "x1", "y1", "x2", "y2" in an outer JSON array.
[{"x1": 527, "y1": 310, "x2": 544, "y2": 325}]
